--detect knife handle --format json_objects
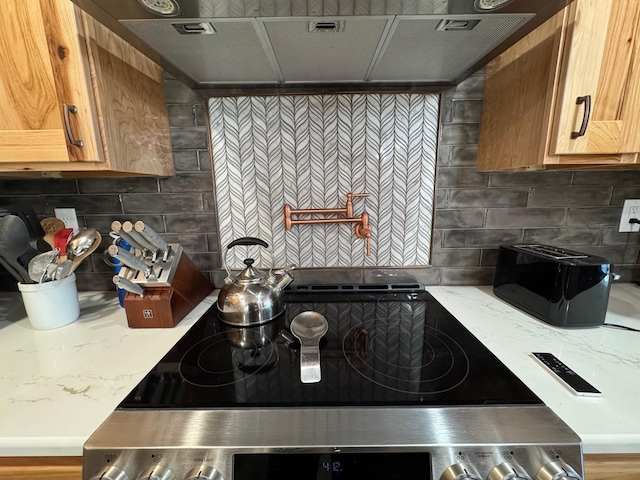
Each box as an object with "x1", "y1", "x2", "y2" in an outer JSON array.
[
  {"x1": 113, "y1": 275, "x2": 145, "y2": 297},
  {"x1": 134, "y1": 221, "x2": 169, "y2": 255},
  {"x1": 111, "y1": 221, "x2": 149, "y2": 255},
  {"x1": 107, "y1": 244, "x2": 153, "y2": 278},
  {"x1": 122, "y1": 221, "x2": 159, "y2": 257}
]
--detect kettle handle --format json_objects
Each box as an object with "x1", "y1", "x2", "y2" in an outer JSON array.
[{"x1": 227, "y1": 237, "x2": 269, "y2": 249}]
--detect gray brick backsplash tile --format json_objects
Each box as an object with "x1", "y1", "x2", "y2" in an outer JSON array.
[
  {"x1": 451, "y1": 100, "x2": 483, "y2": 123},
  {"x1": 0, "y1": 179, "x2": 77, "y2": 195},
  {"x1": 489, "y1": 171, "x2": 572, "y2": 187},
  {"x1": 0, "y1": 197, "x2": 44, "y2": 214},
  {"x1": 42, "y1": 195, "x2": 122, "y2": 215},
  {"x1": 602, "y1": 227, "x2": 640, "y2": 246},
  {"x1": 440, "y1": 123, "x2": 479, "y2": 145},
  {"x1": 611, "y1": 186, "x2": 640, "y2": 206},
  {"x1": 572, "y1": 171, "x2": 640, "y2": 185},
  {"x1": 436, "y1": 167, "x2": 488, "y2": 188},
  {"x1": 480, "y1": 248, "x2": 499, "y2": 266},
  {"x1": 434, "y1": 209, "x2": 485, "y2": 229},
  {"x1": 567, "y1": 245, "x2": 639, "y2": 264},
  {"x1": 165, "y1": 214, "x2": 218, "y2": 233},
  {"x1": 431, "y1": 229, "x2": 444, "y2": 248},
  {"x1": 522, "y1": 228, "x2": 601, "y2": 245},
  {"x1": 163, "y1": 79, "x2": 205, "y2": 104},
  {"x1": 160, "y1": 173, "x2": 213, "y2": 193},
  {"x1": 486, "y1": 208, "x2": 565, "y2": 228},
  {"x1": 168, "y1": 105, "x2": 198, "y2": 127},
  {"x1": 611, "y1": 264, "x2": 640, "y2": 281},
  {"x1": 440, "y1": 100, "x2": 452, "y2": 123},
  {"x1": 78, "y1": 177, "x2": 158, "y2": 194},
  {"x1": 450, "y1": 146, "x2": 478, "y2": 167},
  {"x1": 440, "y1": 267, "x2": 495, "y2": 285},
  {"x1": 448, "y1": 189, "x2": 528, "y2": 208},
  {"x1": 528, "y1": 186, "x2": 611, "y2": 207},
  {"x1": 435, "y1": 188, "x2": 447, "y2": 208},
  {"x1": 206, "y1": 233, "x2": 220, "y2": 252},
  {"x1": 198, "y1": 150, "x2": 212, "y2": 171},
  {"x1": 195, "y1": 105, "x2": 207, "y2": 126},
  {"x1": 431, "y1": 248, "x2": 481, "y2": 267},
  {"x1": 122, "y1": 194, "x2": 204, "y2": 214},
  {"x1": 437, "y1": 145, "x2": 452, "y2": 166},
  {"x1": 161, "y1": 233, "x2": 208, "y2": 251},
  {"x1": 566, "y1": 207, "x2": 622, "y2": 227},
  {"x1": 172, "y1": 150, "x2": 200, "y2": 172},
  {"x1": 203, "y1": 192, "x2": 217, "y2": 213},
  {"x1": 443, "y1": 73, "x2": 485, "y2": 100},
  {"x1": 170, "y1": 127, "x2": 209, "y2": 150},
  {"x1": 443, "y1": 229, "x2": 523, "y2": 247},
  {"x1": 190, "y1": 251, "x2": 222, "y2": 271}
]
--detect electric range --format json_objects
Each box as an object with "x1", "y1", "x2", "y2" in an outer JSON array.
[{"x1": 83, "y1": 285, "x2": 584, "y2": 480}]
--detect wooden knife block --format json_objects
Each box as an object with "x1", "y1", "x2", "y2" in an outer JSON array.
[{"x1": 123, "y1": 252, "x2": 213, "y2": 328}]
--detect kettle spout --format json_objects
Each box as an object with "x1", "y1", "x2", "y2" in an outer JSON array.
[{"x1": 271, "y1": 264, "x2": 296, "y2": 290}]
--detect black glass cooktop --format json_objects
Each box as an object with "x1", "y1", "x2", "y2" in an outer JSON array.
[{"x1": 118, "y1": 288, "x2": 541, "y2": 409}]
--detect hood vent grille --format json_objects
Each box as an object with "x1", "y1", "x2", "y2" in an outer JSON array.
[
  {"x1": 436, "y1": 19, "x2": 480, "y2": 31},
  {"x1": 123, "y1": 14, "x2": 531, "y2": 84},
  {"x1": 172, "y1": 22, "x2": 216, "y2": 35},
  {"x1": 80, "y1": 0, "x2": 569, "y2": 86},
  {"x1": 309, "y1": 20, "x2": 344, "y2": 33}
]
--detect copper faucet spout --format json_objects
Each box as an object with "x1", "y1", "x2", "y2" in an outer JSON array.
[{"x1": 284, "y1": 193, "x2": 372, "y2": 256}]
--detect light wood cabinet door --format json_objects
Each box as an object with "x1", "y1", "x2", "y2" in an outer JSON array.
[
  {"x1": 0, "y1": 0, "x2": 174, "y2": 177},
  {"x1": 0, "y1": 0, "x2": 102, "y2": 164},
  {"x1": 477, "y1": 0, "x2": 640, "y2": 171},
  {"x1": 551, "y1": 0, "x2": 640, "y2": 155}
]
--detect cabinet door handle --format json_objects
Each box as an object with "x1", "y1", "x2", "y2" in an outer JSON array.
[
  {"x1": 63, "y1": 104, "x2": 84, "y2": 147},
  {"x1": 571, "y1": 95, "x2": 591, "y2": 139}
]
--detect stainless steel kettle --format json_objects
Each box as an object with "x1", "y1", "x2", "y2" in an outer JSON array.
[{"x1": 216, "y1": 237, "x2": 294, "y2": 326}]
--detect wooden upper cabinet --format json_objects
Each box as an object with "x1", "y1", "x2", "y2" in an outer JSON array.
[
  {"x1": 0, "y1": 0, "x2": 174, "y2": 177},
  {"x1": 477, "y1": 0, "x2": 640, "y2": 171}
]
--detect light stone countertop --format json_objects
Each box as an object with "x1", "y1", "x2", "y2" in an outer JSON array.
[
  {"x1": 1, "y1": 284, "x2": 639, "y2": 457},
  {"x1": 0, "y1": 291, "x2": 217, "y2": 457},
  {"x1": 426, "y1": 283, "x2": 640, "y2": 455}
]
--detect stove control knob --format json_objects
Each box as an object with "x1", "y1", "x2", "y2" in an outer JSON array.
[
  {"x1": 535, "y1": 461, "x2": 582, "y2": 480},
  {"x1": 488, "y1": 462, "x2": 532, "y2": 480},
  {"x1": 136, "y1": 465, "x2": 176, "y2": 480},
  {"x1": 440, "y1": 463, "x2": 482, "y2": 480},
  {"x1": 89, "y1": 465, "x2": 129, "y2": 480},
  {"x1": 184, "y1": 465, "x2": 224, "y2": 480}
]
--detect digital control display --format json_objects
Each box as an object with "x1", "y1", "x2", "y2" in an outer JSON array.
[{"x1": 234, "y1": 452, "x2": 431, "y2": 480}]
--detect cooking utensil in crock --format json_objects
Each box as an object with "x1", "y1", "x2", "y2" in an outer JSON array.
[
  {"x1": 67, "y1": 227, "x2": 99, "y2": 259},
  {"x1": 28, "y1": 250, "x2": 60, "y2": 283},
  {"x1": 0, "y1": 214, "x2": 34, "y2": 283},
  {"x1": 40, "y1": 217, "x2": 66, "y2": 249},
  {"x1": 69, "y1": 230, "x2": 102, "y2": 274},
  {"x1": 290, "y1": 311, "x2": 328, "y2": 384},
  {"x1": 216, "y1": 237, "x2": 295, "y2": 326}
]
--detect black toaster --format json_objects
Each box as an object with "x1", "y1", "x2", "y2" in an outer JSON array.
[{"x1": 493, "y1": 244, "x2": 612, "y2": 328}]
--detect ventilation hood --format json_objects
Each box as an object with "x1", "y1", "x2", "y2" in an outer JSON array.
[{"x1": 72, "y1": 0, "x2": 570, "y2": 88}]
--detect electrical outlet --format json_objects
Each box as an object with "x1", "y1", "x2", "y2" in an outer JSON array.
[
  {"x1": 618, "y1": 199, "x2": 640, "y2": 232},
  {"x1": 54, "y1": 208, "x2": 80, "y2": 233}
]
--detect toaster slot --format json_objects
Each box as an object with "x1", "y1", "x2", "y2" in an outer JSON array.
[{"x1": 513, "y1": 244, "x2": 589, "y2": 259}]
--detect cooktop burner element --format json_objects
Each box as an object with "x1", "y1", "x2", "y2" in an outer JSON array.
[
  {"x1": 83, "y1": 286, "x2": 584, "y2": 480},
  {"x1": 119, "y1": 289, "x2": 539, "y2": 408}
]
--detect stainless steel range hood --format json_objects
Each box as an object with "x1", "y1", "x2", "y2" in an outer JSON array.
[{"x1": 72, "y1": 0, "x2": 570, "y2": 88}]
